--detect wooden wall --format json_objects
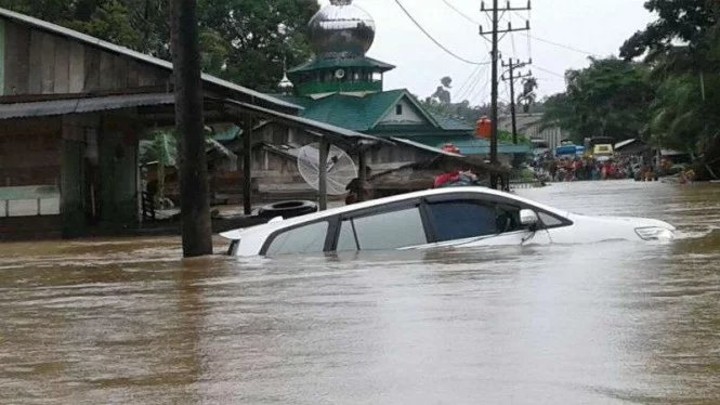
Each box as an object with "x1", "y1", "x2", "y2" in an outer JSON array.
[
  {"x1": 0, "y1": 118, "x2": 61, "y2": 186},
  {"x1": 1, "y1": 18, "x2": 170, "y2": 96}
]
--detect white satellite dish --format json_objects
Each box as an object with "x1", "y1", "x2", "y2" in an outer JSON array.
[{"x1": 297, "y1": 143, "x2": 358, "y2": 196}]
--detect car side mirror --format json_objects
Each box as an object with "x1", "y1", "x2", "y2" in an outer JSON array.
[{"x1": 520, "y1": 209, "x2": 539, "y2": 229}]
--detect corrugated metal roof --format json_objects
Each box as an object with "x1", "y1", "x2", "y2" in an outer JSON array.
[
  {"x1": 390, "y1": 137, "x2": 464, "y2": 157},
  {"x1": 288, "y1": 56, "x2": 395, "y2": 74},
  {"x1": 0, "y1": 7, "x2": 301, "y2": 112},
  {"x1": 222, "y1": 98, "x2": 392, "y2": 145},
  {"x1": 614, "y1": 138, "x2": 639, "y2": 150},
  {"x1": 0, "y1": 93, "x2": 175, "y2": 119}
]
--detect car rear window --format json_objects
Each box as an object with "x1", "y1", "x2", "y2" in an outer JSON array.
[{"x1": 265, "y1": 221, "x2": 329, "y2": 256}]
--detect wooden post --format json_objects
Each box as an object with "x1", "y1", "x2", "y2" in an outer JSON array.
[
  {"x1": 243, "y1": 117, "x2": 253, "y2": 216},
  {"x1": 171, "y1": 0, "x2": 213, "y2": 257},
  {"x1": 318, "y1": 138, "x2": 329, "y2": 211},
  {"x1": 357, "y1": 150, "x2": 367, "y2": 202}
]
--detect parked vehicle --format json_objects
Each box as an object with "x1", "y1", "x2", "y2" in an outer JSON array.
[
  {"x1": 222, "y1": 187, "x2": 676, "y2": 257},
  {"x1": 592, "y1": 144, "x2": 615, "y2": 161}
]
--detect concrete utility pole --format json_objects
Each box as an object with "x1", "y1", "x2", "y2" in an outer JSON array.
[
  {"x1": 171, "y1": 0, "x2": 213, "y2": 257},
  {"x1": 501, "y1": 58, "x2": 532, "y2": 145},
  {"x1": 480, "y1": 0, "x2": 531, "y2": 189}
]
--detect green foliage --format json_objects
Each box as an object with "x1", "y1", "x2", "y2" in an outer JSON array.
[
  {"x1": 541, "y1": 58, "x2": 654, "y2": 144},
  {"x1": 620, "y1": 0, "x2": 719, "y2": 62},
  {"x1": 498, "y1": 130, "x2": 532, "y2": 146},
  {"x1": 0, "y1": 0, "x2": 319, "y2": 91},
  {"x1": 618, "y1": 1, "x2": 720, "y2": 172},
  {"x1": 197, "y1": 0, "x2": 319, "y2": 92}
]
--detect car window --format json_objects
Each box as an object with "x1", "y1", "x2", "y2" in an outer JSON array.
[
  {"x1": 352, "y1": 207, "x2": 427, "y2": 250},
  {"x1": 265, "y1": 221, "x2": 329, "y2": 256},
  {"x1": 428, "y1": 201, "x2": 497, "y2": 241},
  {"x1": 427, "y1": 201, "x2": 524, "y2": 242},
  {"x1": 495, "y1": 204, "x2": 522, "y2": 233},
  {"x1": 537, "y1": 211, "x2": 566, "y2": 228}
]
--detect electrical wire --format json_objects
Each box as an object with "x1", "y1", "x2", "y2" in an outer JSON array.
[
  {"x1": 440, "y1": 1, "x2": 594, "y2": 57},
  {"x1": 441, "y1": 0, "x2": 480, "y2": 25},
  {"x1": 394, "y1": 0, "x2": 490, "y2": 65},
  {"x1": 534, "y1": 65, "x2": 567, "y2": 79},
  {"x1": 458, "y1": 65, "x2": 489, "y2": 103}
]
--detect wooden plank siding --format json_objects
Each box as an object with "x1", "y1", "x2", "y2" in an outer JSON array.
[
  {"x1": 0, "y1": 19, "x2": 4, "y2": 95},
  {"x1": 3, "y1": 20, "x2": 29, "y2": 95},
  {"x1": 1, "y1": 18, "x2": 170, "y2": 97}
]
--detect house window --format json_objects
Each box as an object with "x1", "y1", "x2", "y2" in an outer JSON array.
[{"x1": 395, "y1": 104, "x2": 403, "y2": 115}]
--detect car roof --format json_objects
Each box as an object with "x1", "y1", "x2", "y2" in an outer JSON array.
[{"x1": 220, "y1": 187, "x2": 568, "y2": 241}]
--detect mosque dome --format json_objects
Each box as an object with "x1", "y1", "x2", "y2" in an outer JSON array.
[{"x1": 308, "y1": 0, "x2": 376, "y2": 59}]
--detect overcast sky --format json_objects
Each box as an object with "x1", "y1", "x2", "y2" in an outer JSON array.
[{"x1": 317, "y1": 0, "x2": 655, "y2": 105}]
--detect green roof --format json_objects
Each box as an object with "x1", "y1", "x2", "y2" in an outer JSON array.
[
  {"x1": 293, "y1": 90, "x2": 437, "y2": 132},
  {"x1": 429, "y1": 112, "x2": 474, "y2": 131},
  {"x1": 288, "y1": 56, "x2": 395, "y2": 75},
  {"x1": 415, "y1": 136, "x2": 532, "y2": 156}
]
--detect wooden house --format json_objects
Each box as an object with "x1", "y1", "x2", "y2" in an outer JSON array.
[{"x1": 0, "y1": 7, "x2": 381, "y2": 239}]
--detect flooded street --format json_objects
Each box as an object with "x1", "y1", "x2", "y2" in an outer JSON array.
[{"x1": 1, "y1": 181, "x2": 719, "y2": 404}]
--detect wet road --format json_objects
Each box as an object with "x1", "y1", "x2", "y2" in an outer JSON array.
[{"x1": 1, "y1": 181, "x2": 719, "y2": 404}]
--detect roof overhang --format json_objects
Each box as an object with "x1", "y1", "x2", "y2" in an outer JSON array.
[
  {"x1": 218, "y1": 98, "x2": 392, "y2": 149},
  {"x1": 0, "y1": 93, "x2": 175, "y2": 119}
]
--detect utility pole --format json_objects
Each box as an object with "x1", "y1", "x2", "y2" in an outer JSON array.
[
  {"x1": 171, "y1": 0, "x2": 213, "y2": 257},
  {"x1": 480, "y1": 0, "x2": 531, "y2": 189},
  {"x1": 501, "y1": 58, "x2": 532, "y2": 144}
]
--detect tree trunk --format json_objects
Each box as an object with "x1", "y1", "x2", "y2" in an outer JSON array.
[{"x1": 171, "y1": 0, "x2": 213, "y2": 257}]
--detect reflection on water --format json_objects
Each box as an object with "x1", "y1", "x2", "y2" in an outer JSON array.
[{"x1": 0, "y1": 181, "x2": 719, "y2": 404}]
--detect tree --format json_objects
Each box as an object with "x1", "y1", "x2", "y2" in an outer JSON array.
[
  {"x1": 518, "y1": 77, "x2": 538, "y2": 113},
  {"x1": 0, "y1": 0, "x2": 319, "y2": 91},
  {"x1": 620, "y1": 1, "x2": 720, "y2": 178},
  {"x1": 197, "y1": 0, "x2": 319, "y2": 92},
  {"x1": 431, "y1": 76, "x2": 453, "y2": 104},
  {"x1": 620, "y1": 0, "x2": 719, "y2": 63},
  {"x1": 540, "y1": 58, "x2": 654, "y2": 144}
]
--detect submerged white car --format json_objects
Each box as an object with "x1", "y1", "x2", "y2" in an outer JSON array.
[{"x1": 222, "y1": 187, "x2": 676, "y2": 257}]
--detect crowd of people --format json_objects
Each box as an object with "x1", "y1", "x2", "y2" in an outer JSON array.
[{"x1": 531, "y1": 153, "x2": 659, "y2": 182}]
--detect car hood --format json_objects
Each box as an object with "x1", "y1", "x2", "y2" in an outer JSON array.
[{"x1": 567, "y1": 213, "x2": 676, "y2": 231}]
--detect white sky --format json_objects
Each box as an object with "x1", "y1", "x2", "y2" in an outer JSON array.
[{"x1": 316, "y1": 0, "x2": 654, "y2": 104}]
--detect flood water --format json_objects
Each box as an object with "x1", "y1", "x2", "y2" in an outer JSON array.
[{"x1": 1, "y1": 181, "x2": 719, "y2": 404}]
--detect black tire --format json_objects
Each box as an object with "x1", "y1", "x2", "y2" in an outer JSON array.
[{"x1": 258, "y1": 200, "x2": 318, "y2": 219}]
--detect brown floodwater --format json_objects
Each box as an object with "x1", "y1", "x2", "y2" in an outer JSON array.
[{"x1": 1, "y1": 180, "x2": 719, "y2": 404}]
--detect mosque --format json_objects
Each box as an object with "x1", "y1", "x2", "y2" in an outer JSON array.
[{"x1": 273, "y1": 0, "x2": 529, "y2": 160}]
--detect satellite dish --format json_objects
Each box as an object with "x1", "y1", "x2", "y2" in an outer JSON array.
[
  {"x1": 335, "y1": 68, "x2": 346, "y2": 79},
  {"x1": 297, "y1": 143, "x2": 358, "y2": 196}
]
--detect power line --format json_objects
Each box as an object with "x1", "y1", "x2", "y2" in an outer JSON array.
[
  {"x1": 441, "y1": 0, "x2": 480, "y2": 25},
  {"x1": 439, "y1": 1, "x2": 593, "y2": 58},
  {"x1": 534, "y1": 65, "x2": 566, "y2": 78},
  {"x1": 394, "y1": 0, "x2": 490, "y2": 65},
  {"x1": 519, "y1": 32, "x2": 595, "y2": 56}
]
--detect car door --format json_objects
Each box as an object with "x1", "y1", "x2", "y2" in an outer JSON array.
[{"x1": 418, "y1": 193, "x2": 552, "y2": 249}]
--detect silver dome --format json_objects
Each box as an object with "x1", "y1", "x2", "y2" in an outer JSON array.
[{"x1": 308, "y1": 0, "x2": 376, "y2": 59}]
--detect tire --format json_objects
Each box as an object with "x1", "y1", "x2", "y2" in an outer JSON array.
[{"x1": 258, "y1": 200, "x2": 318, "y2": 219}]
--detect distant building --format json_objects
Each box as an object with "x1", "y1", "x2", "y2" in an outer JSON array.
[{"x1": 498, "y1": 113, "x2": 567, "y2": 151}]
